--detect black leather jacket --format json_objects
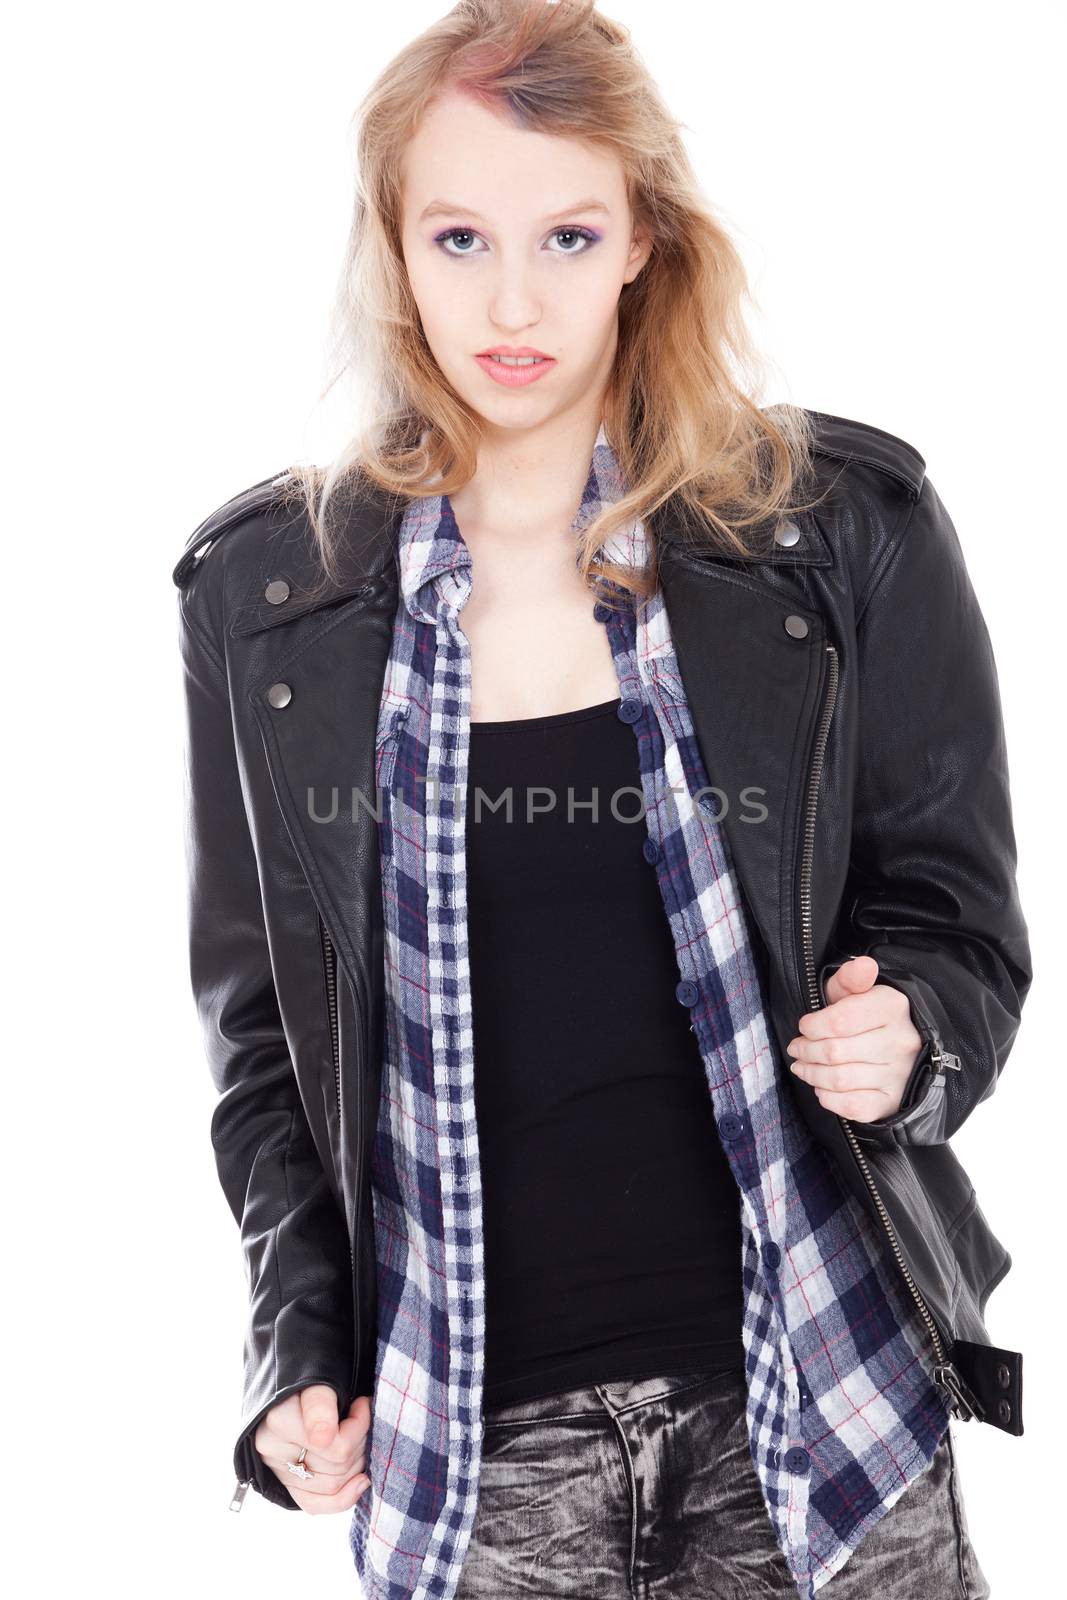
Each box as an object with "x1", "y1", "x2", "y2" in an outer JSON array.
[{"x1": 173, "y1": 410, "x2": 1031, "y2": 1510}]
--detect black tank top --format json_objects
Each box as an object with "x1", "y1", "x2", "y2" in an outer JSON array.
[{"x1": 465, "y1": 694, "x2": 745, "y2": 1410}]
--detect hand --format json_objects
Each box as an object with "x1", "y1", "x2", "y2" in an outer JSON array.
[
  {"x1": 786, "y1": 956, "x2": 923, "y2": 1123},
  {"x1": 254, "y1": 1384, "x2": 373, "y2": 1513}
]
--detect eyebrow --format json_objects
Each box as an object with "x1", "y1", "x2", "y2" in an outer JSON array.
[{"x1": 418, "y1": 197, "x2": 612, "y2": 224}]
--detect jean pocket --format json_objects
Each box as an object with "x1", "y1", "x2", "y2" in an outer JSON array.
[{"x1": 657, "y1": 1366, "x2": 746, "y2": 1403}]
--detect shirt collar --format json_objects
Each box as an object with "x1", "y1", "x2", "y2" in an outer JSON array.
[{"x1": 396, "y1": 420, "x2": 650, "y2": 625}]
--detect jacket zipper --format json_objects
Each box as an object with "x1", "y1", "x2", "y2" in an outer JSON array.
[
  {"x1": 320, "y1": 915, "x2": 343, "y2": 1126},
  {"x1": 797, "y1": 640, "x2": 982, "y2": 1422},
  {"x1": 319, "y1": 915, "x2": 358, "y2": 1280},
  {"x1": 897, "y1": 987, "x2": 963, "y2": 1085},
  {"x1": 320, "y1": 916, "x2": 366, "y2": 1459}
]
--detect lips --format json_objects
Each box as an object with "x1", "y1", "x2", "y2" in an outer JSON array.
[
  {"x1": 477, "y1": 346, "x2": 553, "y2": 359},
  {"x1": 474, "y1": 350, "x2": 557, "y2": 387}
]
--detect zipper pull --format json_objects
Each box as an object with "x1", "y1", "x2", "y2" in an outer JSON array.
[
  {"x1": 934, "y1": 1361, "x2": 985, "y2": 1422},
  {"x1": 229, "y1": 1478, "x2": 252, "y2": 1511},
  {"x1": 929, "y1": 1044, "x2": 962, "y2": 1074}
]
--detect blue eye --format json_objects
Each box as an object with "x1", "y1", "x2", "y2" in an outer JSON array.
[{"x1": 433, "y1": 226, "x2": 600, "y2": 257}]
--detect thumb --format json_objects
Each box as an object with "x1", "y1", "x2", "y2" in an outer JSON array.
[
  {"x1": 347, "y1": 1394, "x2": 373, "y2": 1431},
  {"x1": 299, "y1": 1384, "x2": 340, "y2": 1450},
  {"x1": 823, "y1": 953, "x2": 879, "y2": 1005}
]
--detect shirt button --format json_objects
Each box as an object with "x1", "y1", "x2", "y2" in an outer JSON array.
[
  {"x1": 642, "y1": 837, "x2": 661, "y2": 864},
  {"x1": 617, "y1": 696, "x2": 643, "y2": 723},
  {"x1": 718, "y1": 1111, "x2": 745, "y2": 1141},
  {"x1": 784, "y1": 1446, "x2": 810, "y2": 1474},
  {"x1": 593, "y1": 602, "x2": 612, "y2": 623},
  {"x1": 675, "y1": 978, "x2": 699, "y2": 1007},
  {"x1": 761, "y1": 1241, "x2": 781, "y2": 1270}
]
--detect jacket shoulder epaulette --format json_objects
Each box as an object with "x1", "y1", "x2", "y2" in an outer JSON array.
[
  {"x1": 807, "y1": 410, "x2": 927, "y2": 502},
  {"x1": 172, "y1": 469, "x2": 295, "y2": 588}
]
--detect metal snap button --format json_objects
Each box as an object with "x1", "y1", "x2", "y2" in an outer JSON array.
[
  {"x1": 784, "y1": 614, "x2": 809, "y2": 639},
  {"x1": 997, "y1": 1398, "x2": 1012, "y2": 1424},
  {"x1": 264, "y1": 579, "x2": 291, "y2": 605},
  {"x1": 267, "y1": 682, "x2": 292, "y2": 708},
  {"x1": 996, "y1": 1362, "x2": 1011, "y2": 1389},
  {"x1": 774, "y1": 519, "x2": 801, "y2": 547}
]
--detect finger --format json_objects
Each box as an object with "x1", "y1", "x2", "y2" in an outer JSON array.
[
  {"x1": 797, "y1": 984, "x2": 908, "y2": 1040},
  {"x1": 265, "y1": 1451, "x2": 357, "y2": 1495},
  {"x1": 257, "y1": 1425, "x2": 365, "y2": 1494},
  {"x1": 333, "y1": 1397, "x2": 372, "y2": 1455},
  {"x1": 287, "y1": 1470, "x2": 372, "y2": 1516},
  {"x1": 822, "y1": 954, "x2": 879, "y2": 1005},
  {"x1": 807, "y1": 1084, "x2": 898, "y2": 1122},
  {"x1": 786, "y1": 1024, "x2": 893, "y2": 1067},
  {"x1": 346, "y1": 1394, "x2": 373, "y2": 1435},
  {"x1": 788, "y1": 1057, "x2": 894, "y2": 1095},
  {"x1": 257, "y1": 1414, "x2": 360, "y2": 1476},
  {"x1": 300, "y1": 1384, "x2": 340, "y2": 1451},
  {"x1": 334, "y1": 1413, "x2": 370, "y2": 1473}
]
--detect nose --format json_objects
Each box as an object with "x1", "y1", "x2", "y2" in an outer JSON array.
[{"x1": 485, "y1": 264, "x2": 544, "y2": 334}]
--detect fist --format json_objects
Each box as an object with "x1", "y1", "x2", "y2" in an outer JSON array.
[
  {"x1": 254, "y1": 1385, "x2": 373, "y2": 1513},
  {"x1": 786, "y1": 955, "x2": 924, "y2": 1123}
]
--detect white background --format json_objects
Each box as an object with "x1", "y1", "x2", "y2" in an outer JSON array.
[{"x1": 5, "y1": 2, "x2": 1061, "y2": 1595}]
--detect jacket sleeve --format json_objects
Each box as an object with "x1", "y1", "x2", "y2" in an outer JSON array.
[
  {"x1": 177, "y1": 581, "x2": 355, "y2": 1509},
  {"x1": 828, "y1": 473, "x2": 1032, "y2": 1147}
]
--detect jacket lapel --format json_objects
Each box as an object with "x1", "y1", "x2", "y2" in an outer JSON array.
[
  {"x1": 655, "y1": 533, "x2": 860, "y2": 1169},
  {"x1": 238, "y1": 492, "x2": 403, "y2": 1030},
  {"x1": 654, "y1": 529, "x2": 832, "y2": 1020}
]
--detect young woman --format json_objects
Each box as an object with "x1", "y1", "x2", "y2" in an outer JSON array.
[{"x1": 173, "y1": 4, "x2": 1030, "y2": 1596}]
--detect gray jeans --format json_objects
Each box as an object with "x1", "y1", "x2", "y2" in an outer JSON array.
[{"x1": 454, "y1": 1365, "x2": 991, "y2": 1599}]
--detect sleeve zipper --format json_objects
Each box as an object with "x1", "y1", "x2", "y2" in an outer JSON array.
[{"x1": 230, "y1": 1477, "x2": 252, "y2": 1511}]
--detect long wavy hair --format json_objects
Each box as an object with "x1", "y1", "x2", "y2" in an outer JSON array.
[{"x1": 283, "y1": 0, "x2": 828, "y2": 604}]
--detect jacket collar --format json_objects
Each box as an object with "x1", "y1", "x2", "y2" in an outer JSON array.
[
  {"x1": 228, "y1": 481, "x2": 403, "y2": 638},
  {"x1": 229, "y1": 434, "x2": 833, "y2": 641}
]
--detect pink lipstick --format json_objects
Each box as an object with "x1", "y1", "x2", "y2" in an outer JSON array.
[{"x1": 474, "y1": 345, "x2": 557, "y2": 387}]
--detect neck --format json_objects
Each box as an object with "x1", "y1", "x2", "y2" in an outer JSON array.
[{"x1": 447, "y1": 404, "x2": 607, "y2": 548}]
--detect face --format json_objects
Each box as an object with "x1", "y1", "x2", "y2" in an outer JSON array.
[{"x1": 399, "y1": 88, "x2": 651, "y2": 437}]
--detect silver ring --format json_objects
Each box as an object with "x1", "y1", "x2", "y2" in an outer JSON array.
[{"x1": 285, "y1": 1444, "x2": 315, "y2": 1480}]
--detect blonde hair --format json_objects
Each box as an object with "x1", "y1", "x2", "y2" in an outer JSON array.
[{"x1": 285, "y1": 0, "x2": 827, "y2": 603}]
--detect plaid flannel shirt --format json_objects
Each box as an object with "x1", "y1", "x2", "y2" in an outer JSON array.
[{"x1": 347, "y1": 422, "x2": 953, "y2": 1599}]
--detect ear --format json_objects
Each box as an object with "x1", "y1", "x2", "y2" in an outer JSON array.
[{"x1": 624, "y1": 229, "x2": 654, "y2": 285}]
